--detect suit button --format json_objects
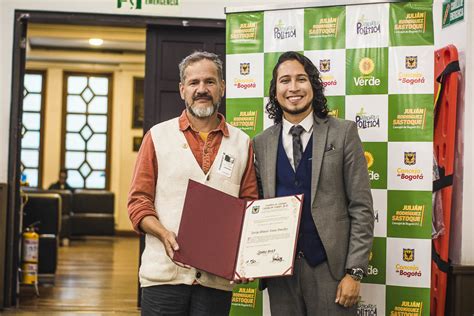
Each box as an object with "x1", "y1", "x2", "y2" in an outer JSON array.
[{"x1": 196, "y1": 272, "x2": 201, "y2": 279}]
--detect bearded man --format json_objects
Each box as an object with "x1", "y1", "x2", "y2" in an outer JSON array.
[{"x1": 128, "y1": 51, "x2": 258, "y2": 316}]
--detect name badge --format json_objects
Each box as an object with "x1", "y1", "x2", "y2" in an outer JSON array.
[{"x1": 217, "y1": 153, "x2": 235, "y2": 178}]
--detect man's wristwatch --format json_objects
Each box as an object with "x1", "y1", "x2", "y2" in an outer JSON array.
[{"x1": 346, "y1": 268, "x2": 365, "y2": 282}]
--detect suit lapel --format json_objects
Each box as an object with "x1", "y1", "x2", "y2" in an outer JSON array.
[
  {"x1": 264, "y1": 124, "x2": 281, "y2": 198},
  {"x1": 311, "y1": 115, "x2": 329, "y2": 205}
]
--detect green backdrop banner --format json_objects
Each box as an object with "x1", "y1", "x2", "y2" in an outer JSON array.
[{"x1": 226, "y1": 2, "x2": 434, "y2": 315}]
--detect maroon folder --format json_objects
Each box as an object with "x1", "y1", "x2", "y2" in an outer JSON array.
[
  {"x1": 173, "y1": 180, "x2": 246, "y2": 281},
  {"x1": 173, "y1": 180, "x2": 303, "y2": 281}
]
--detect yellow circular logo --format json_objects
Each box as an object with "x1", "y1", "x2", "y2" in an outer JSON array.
[
  {"x1": 365, "y1": 151, "x2": 374, "y2": 168},
  {"x1": 359, "y1": 57, "x2": 375, "y2": 75}
]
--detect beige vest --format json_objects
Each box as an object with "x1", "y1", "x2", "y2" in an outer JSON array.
[{"x1": 139, "y1": 117, "x2": 250, "y2": 291}]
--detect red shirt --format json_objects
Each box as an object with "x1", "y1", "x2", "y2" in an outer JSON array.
[{"x1": 128, "y1": 110, "x2": 258, "y2": 233}]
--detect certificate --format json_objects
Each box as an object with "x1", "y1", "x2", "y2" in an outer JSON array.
[
  {"x1": 173, "y1": 180, "x2": 302, "y2": 280},
  {"x1": 235, "y1": 196, "x2": 302, "y2": 279}
]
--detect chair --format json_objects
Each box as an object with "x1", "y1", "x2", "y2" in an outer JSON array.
[{"x1": 71, "y1": 190, "x2": 115, "y2": 236}]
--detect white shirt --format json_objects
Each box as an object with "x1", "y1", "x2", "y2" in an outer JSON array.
[{"x1": 282, "y1": 111, "x2": 314, "y2": 171}]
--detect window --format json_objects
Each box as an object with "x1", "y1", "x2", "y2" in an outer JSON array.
[
  {"x1": 21, "y1": 71, "x2": 45, "y2": 187},
  {"x1": 63, "y1": 73, "x2": 111, "y2": 189}
]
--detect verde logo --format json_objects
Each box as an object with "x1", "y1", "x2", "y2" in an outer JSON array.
[
  {"x1": 363, "y1": 237, "x2": 386, "y2": 284},
  {"x1": 364, "y1": 151, "x2": 380, "y2": 182},
  {"x1": 362, "y1": 142, "x2": 387, "y2": 189},
  {"x1": 274, "y1": 20, "x2": 297, "y2": 40},
  {"x1": 355, "y1": 57, "x2": 380, "y2": 87},
  {"x1": 367, "y1": 251, "x2": 379, "y2": 276},
  {"x1": 346, "y1": 48, "x2": 388, "y2": 95}
]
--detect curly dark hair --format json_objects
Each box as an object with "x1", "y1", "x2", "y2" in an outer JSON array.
[{"x1": 266, "y1": 51, "x2": 328, "y2": 124}]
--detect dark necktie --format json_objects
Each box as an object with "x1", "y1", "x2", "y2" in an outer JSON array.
[{"x1": 290, "y1": 125, "x2": 305, "y2": 170}]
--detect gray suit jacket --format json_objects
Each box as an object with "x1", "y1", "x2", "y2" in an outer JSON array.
[{"x1": 253, "y1": 114, "x2": 374, "y2": 280}]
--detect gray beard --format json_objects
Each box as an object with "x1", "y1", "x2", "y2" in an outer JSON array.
[{"x1": 187, "y1": 101, "x2": 220, "y2": 118}]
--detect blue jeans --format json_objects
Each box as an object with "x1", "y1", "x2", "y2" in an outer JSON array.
[{"x1": 141, "y1": 284, "x2": 232, "y2": 316}]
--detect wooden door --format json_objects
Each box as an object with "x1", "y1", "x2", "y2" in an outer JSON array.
[{"x1": 144, "y1": 25, "x2": 226, "y2": 132}]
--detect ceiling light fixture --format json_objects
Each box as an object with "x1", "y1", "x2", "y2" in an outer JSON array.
[{"x1": 89, "y1": 38, "x2": 104, "y2": 46}]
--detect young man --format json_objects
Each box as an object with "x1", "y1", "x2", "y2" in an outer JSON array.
[
  {"x1": 253, "y1": 51, "x2": 374, "y2": 315},
  {"x1": 48, "y1": 168, "x2": 74, "y2": 191},
  {"x1": 128, "y1": 51, "x2": 258, "y2": 315}
]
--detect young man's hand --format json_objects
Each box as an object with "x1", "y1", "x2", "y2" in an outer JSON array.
[{"x1": 335, "y1": 274, "x2": 360, "y2": 308}]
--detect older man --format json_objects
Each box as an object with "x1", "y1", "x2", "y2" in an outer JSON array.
[
  {"x1": 128, "y1": 51, "x2": 258, "y2": 316},
  {"x1": 253, "y1": 51, "x2": 374, "y2": 315}
]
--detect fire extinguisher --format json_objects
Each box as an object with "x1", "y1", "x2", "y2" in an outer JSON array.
[{"x1": 22, "y1": 225, "x2": 39, "y2": 285}]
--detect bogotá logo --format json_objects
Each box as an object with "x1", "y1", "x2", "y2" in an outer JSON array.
[
  {"x1": 395, "y1": 248, "x2": 422, "y2": 278},
  {"x1": 234, "y1": 63, "x2": 256, "y2": 90},
  {"x1": 397, "y1": 55, "x2": 426, "y2": 86},
  {"x1": 240, "y1": 63, "x2": 250, "y2": 75},
  {"x1": 405, "y1": 56, "x2": 417, "y2": 69},
  {"x1": 404, "y1": 152, "x2": 416, "y2": 165},
  {"x1": 319, "y1": 59, "x2": 338, "y2": 88},
  {"x1": 357, "y1": 301, "x2": 377, "y2": 316},
  {"x1": 394, "y1": 12, "x2": 427, "y2": 34},
  {"x1": 403, "y1": 248, "x2": 415, "y2": 262},
  {"x1": 354, "y1": 57, "x2": 380, "y2": 87},
  {"x1": 319, "y1": 59, "x2": 330, "y2": 72},
  {"x1": 397, "y1": 151, "x2": 424, "y2": 181},
  {"x1": 274, "y1": 20, "x2": 297, "y2": 40},
  {"x1": 392, "y1": 107, "x2": 427, "y2": 130},
  {"x1": 392, "y1": 204, "x2": 425, "y2": 227},
  {"x1": 356, "y1": 15, "x2": 381, "y2": 35},
  {"x1": 251, "y1": 206, "x2": 260, "y2": 214},
  {"x1": 355, "y1": 107, "x2": 380, "y2": 129}
]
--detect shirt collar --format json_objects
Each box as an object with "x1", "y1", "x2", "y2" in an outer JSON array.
[
  {"x1": 282, "y1": 111, "x2": 314, "y2": 135},
  {"x1": 178, "y1": 110, "x2": 229, "y2": 137}
]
